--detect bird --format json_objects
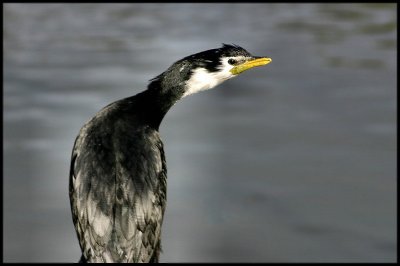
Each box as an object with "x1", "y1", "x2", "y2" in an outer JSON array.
[{"x1": 68, "y1": 43, "x2": 272, "y2": 263}]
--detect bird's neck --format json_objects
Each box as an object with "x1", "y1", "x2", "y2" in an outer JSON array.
[
  {"x1": 149, "y1": 78, "x2": 185, "y2": 116},
  {"x1": 122, "y1": 80, "x2": 184, "y2": 130}
]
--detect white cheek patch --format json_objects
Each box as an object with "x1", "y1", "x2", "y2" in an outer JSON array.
[{"x1": 182, "y1": 57, "x2": 241, "y2": 98}]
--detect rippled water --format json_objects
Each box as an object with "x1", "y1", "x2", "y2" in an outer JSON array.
[{"x1": 3, "y1": 3, "x2": 396, "y2": 262}]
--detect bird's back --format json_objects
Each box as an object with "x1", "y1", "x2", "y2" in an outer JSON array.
[{"x1": 69, "y1": 97, "x2": 167, "y2": 262}]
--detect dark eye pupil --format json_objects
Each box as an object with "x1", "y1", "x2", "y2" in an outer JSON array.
[{"x1": 228, "y1": 59, "x2": 237, "y2": 65}]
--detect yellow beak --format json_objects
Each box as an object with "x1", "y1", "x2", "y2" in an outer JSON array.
[{"x1": 230, "y1": 57, "x2": 272, "y2": 75}]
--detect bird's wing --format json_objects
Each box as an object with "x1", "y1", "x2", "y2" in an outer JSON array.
[
  {"x1": 112, "y1": 125, "x2": 167, "y2": 262},
  {"x1": 69, "y1": 119, "x2": 167, "y2": 262}
]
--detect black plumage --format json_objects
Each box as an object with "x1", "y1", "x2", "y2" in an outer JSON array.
[{"x1": 69, "y1": 44, "x2": 271, "y2": 262}]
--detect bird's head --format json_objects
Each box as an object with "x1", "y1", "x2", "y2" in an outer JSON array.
[{"x1": 148, "y1": 43, "x2": 272, "y2": 99}]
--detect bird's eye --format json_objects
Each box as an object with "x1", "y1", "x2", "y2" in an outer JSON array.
[{"x1": 228, "y1": 59, "x2": 237, "y2": 65}]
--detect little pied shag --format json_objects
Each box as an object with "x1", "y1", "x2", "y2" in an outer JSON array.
[{"x1": 69, "y1": 44, "x2": 272, "y2": 263}]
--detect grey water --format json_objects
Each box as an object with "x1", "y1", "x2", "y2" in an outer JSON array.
[{"x1": 3, "y1": 3, "x2": 396, "y2": 262}]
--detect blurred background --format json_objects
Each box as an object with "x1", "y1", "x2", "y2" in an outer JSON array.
[{"x1": 3, "y1": 3, "x2": 396, "y2": 263}]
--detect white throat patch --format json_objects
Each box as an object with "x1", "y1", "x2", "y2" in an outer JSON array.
[{"x1": 182, "y1": 57, "x2": 240, "y2": 98}]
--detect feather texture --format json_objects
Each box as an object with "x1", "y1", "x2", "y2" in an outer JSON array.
[{"x1": 69, "y1": 101, "x2": 167, "y2": 263}]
